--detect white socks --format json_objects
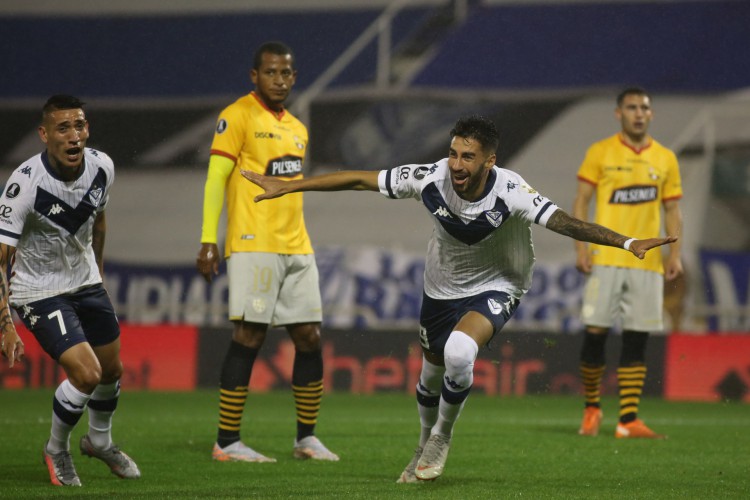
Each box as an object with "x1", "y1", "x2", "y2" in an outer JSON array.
[
  {"x1": 48, "y1": 380, "x2": 90, "y2": 453},
  {"x1": 86, "y1": 381, "x2": 120, "y2": 449},
  {"x1": 432, "y1": 331, "x2": 478, "y2": 438}
]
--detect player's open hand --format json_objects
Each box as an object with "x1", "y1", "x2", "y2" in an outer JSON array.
[
  {"x1": 629, "y1": 236, "x2": 678, "y2": 259},
  {"x1": 1, "y1": 329, "x2": 24, "y2": 368},
  {"x1": 240, "y1": 170, "x2": 287, "y2": 201}
]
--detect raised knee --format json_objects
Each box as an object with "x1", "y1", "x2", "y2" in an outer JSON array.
[{"x1": 443, "y1": 331, "x2": 478, "y2": 389}]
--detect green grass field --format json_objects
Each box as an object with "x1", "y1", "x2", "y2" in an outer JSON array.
[{"x1": 0, "y1": 390, "x2": 748, "y2": 499}]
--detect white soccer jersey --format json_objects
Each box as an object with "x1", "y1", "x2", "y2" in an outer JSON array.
[
  {"x1": 378, "y1": 159, "x2": 559, "y2": 300},
  {"x1": 0, "y1": 148, "x2": 114, "y2": 305}
]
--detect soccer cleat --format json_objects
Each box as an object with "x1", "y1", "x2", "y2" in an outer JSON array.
[
  {"x1": 212, "y1": 441, "x2": 277, "y2": 463},
  {"x1": 43, "y1": 442, "x2": 81, "y2": 487},
  {"x1": 80, "y1": 434, "x2": 141, "y2": 478},
  {"x1": 615, "y1": 419, "x2": 666, "y2": 439},
  {"x1": 396, "y1": 446, "x2": 423, "y2": 483},
  {"x1": 415, "y1": 434, "x2": 451, "y2": 481},
  {"x1": 578, "y1": 407, "x2": 603, "y2": 436},
  {"x1": 293, "y1": 436, "x2": 339, "y2": 461}
]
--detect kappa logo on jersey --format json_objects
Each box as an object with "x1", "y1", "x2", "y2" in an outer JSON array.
[
  {"x1": 506, "y1": 181, "x2": 517, "y2": 192},
  {"x1": 266, "y1": 155, "x2": 303, "y2": 177},
  {"x1": 4, "y1": 183, "x2": 20, "y2": 199},
  {"x1": 20, "y1": 166, "x2": 32, "y2": 176},
  {"x1": 48, "y1": 204, "x2": 65, "y2": 215},
  {"x1": 216, "y1": 119, "x2": 228, "y2": 134},
  {"x1": 88, "y1": 187, "x2": 103, "y2": 207},
  {"x1": 485, "y1": 210, "x2": 503, "y2": 227},
  {"x1": 609, "y1": 185, "x2": 658, "y2": 204},
  {"x1": 432, "y1": 206, "x2": 452, "y2": 218}
]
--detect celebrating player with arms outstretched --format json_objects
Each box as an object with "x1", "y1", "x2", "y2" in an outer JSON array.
[{"x1": 241, "y1": 114, "x2": 676, "y2": 482}]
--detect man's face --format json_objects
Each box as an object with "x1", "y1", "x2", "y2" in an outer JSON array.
[
  {"x1": 38, "y1": 108, "x2": 89, "y2": 170},
  {"x1": 447, "y1": 135, "x2": 495, "y2": 201},
  {"x1": 251, "y1": 52, "x2": 296, "y2": 110},
  {"x1": 616, "y1": 93, "x2": 652, "y2": 140}
]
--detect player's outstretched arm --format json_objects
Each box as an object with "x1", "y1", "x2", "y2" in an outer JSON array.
[
  {"x1": 546, "y1": 209, "x2": 677, "y2": 259},
  {"x1": 241, "y1": 170, "x2": 380, "y2": 202}
]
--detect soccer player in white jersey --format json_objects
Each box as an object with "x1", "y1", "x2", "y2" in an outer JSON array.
[
  {"x1": 0, "y1": 95, "x2": 140, "y2": 487},
  {"x1": 239, "y1": 115, "x2": 676, "y2": 482}
]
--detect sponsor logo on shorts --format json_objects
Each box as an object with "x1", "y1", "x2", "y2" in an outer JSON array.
[
  {"x1": 488, "y1": 298, "x2": 504, "y2": 315},
  {"x1": 252, "y1": 298, "x2": 267, "y2": 313},
  {"x1": 419, "y1": 326, "x2": 430, "y2": 349},
  {"x1": 488, "y1": 297, "x2": 514, "y2": 316}
]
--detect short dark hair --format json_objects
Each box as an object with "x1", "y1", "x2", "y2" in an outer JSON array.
[
  {"x1": 42, "y1": 95, "x2": 85, "y2": 118},
  {"x1": 253, "y1": 41, "x2": 294, "y2": 70},
  {"x1": 450, "y1": 115, "x2": 500, "y2": 154},
  {"x1": 616, "y1": 86, "x2": 650, "y2": 106}
]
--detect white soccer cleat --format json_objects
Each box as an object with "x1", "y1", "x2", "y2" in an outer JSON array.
[
  {"x1": 396, "y1": 446, "x2": 423, "y2": 483},
  {"x1": 43, "y1": 442, "x2": 81, "y2": 486},
  {"x1": 212, "y1": 442, "x2": 277, "y2": 463},
  {"x1": 293, "y1": 436, "x2": 339, "y2": 461},
  {"x1": 80, "y1": 434, "x2": 141, "y2": 479},
  {"x1": 415, "y1": 434, "x2": 451, "y2": 481}
]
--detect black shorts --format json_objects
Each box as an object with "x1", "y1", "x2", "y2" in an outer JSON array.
[
  {"x1": 14, "y1": 284, "x2": 120, "y2": 361},
  {"x1": 419, "y1": 290, "x2": 519, "y2": 355}
]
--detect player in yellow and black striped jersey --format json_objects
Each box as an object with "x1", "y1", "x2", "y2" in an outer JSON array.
[
  {"x1": 196, "y1": 41, "x2": 337, "y2": 463},
  {"x1": 573, "y1": 87, "x2": 684, "y2": 439}
]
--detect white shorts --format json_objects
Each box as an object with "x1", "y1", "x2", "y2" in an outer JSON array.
[
  {"x1": 580, "y1": 266, "x2": 664, "y2": 332},
  {"x1": 227, "y1": 252, "x2": 323, "y2": 326}
]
